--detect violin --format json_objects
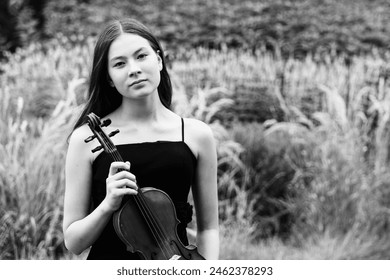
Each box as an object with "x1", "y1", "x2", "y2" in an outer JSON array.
[{"x1": 85, "y1": 113, "x2": 205, "y2": 260}]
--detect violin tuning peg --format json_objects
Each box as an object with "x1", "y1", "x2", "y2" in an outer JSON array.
[
  {"x1": 84, "y1": 135, "x2": 96, "y2": 143},
  {"x1": 101, "y1": 119, "x2": 112, "y2": 127},
  {"x1": 91, "y1": 145, "x2": 103, "y2": 153},
  {"x1": 108, "y1": 129, "x2": 120, "y2": 137}
]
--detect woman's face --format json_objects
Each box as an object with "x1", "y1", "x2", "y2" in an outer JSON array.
[{"x1": 107, "y1": 33, "x2": 162, "y2": 101}]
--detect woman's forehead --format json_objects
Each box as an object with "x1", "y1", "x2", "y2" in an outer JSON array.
[{"x1": 108, "y1": 33, "x2": 152, "y2": 59}]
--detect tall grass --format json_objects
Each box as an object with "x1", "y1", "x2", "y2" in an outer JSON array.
[{"x1": 1, "y1": 39, "x2": 390, "y2": 259}]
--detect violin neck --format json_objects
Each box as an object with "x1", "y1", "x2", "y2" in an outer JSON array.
[
  {"x1": 100, "y1": 134, "x2": 124, "y2": 162},
  {"x1": 107, "y1": 149, "x2": 124, "y2": 163}
]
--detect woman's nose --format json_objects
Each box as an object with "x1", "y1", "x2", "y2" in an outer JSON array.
[{"x1": 128, "y1": 62, "x2": 141, "y2": 77}]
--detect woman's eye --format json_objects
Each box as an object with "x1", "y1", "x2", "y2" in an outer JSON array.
[
  {"x1": 114, "y1": 62, "x2": 124, "y2": 67},
  {"x1": 137, "y1": 53, "x2": 147, "y2": 59}
]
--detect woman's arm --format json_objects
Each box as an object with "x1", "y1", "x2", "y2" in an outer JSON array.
[
  {"x1": 189, "y1": 120, "x2": 219, "y2": 260},
  {"x1": 63, "y1": 126, "x2": 137, "y2": 255}
]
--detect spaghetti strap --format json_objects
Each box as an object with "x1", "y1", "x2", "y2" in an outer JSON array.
[{"x1": 181, "y1": 117, "x2": 184, "y2": 142}]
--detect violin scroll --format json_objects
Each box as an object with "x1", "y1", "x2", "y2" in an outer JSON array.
[{"x1": 84, "y1": 113, "x2": 120, "y2": 154}]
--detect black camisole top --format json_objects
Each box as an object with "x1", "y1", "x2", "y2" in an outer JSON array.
[{"x1": 87, "y1": 118, "x2": 196, "y2": 259}]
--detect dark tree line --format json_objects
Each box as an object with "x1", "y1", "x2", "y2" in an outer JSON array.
[
  {"x1": 0, "y1": 0, "x2": 46, "y2": 56},
  {"x1": 1, "y1": 0, "x2": 389, "y2": 59}
]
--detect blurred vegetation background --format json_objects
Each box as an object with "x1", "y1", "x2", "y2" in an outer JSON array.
[{"x1": 0, "y1": 0, "x2": 390, "y2": 259}]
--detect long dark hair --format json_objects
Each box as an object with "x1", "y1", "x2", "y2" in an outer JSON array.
[{"x1": 72, "y1": 18, "x2": 172, "y2": 132}]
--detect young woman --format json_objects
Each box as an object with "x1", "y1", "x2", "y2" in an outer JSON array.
[{"x1": 63, "y1": 18, "x2": 219, "y2": 260}]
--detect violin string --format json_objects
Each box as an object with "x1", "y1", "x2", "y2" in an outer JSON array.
[
  {"x1": 104, "y1": 137, "x2": 175, "y2": 258},
  {"x1": 135, "y1": 186, "x2": 176, "y2": 256},
  {"x1": 133, "y1": 191, "x2": 174, "y2": 258},
  {"x1": 131, "y1": 192, "x2": 171, "y2": 259}
]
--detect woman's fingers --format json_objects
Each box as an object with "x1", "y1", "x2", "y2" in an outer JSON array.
[
  {"x1": 103, "y1": 161, "x2": 138, "y2": 212},
  {"x1": 106, "y1": 161, "x2": 138, "y2": 191},
  {"x1": 108, "y1": 178, "x2": 138, "y2": 191},
  {"x1": 109, "y1": 185, "x2": 138, "y2": 197},
  {"x1": 107, "y1": 161, "x2": 136, "y2": 187},
  {"x1": 110, "y1": 170, "x2": 136, "y2": 181},
  {"x1": 106, "y1": 171, "x2": 137, "y2": 190},
  {"x1": 108, "y1": 161, "x2": 131, "y2": 176}
]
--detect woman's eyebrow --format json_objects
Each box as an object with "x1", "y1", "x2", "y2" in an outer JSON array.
[
  {"x1": 133, "y1": 47, "x2": 147, "y2": 55},
  {"x1": 110, "y1": 55, "x2": 126, "y2": 62}
]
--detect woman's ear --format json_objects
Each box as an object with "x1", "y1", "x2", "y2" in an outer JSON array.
[
  {"x1": 156, "y1": 50, "x2": 163, "y2": 71},
  {"x1": 107, "y1": 74, "x2": 115, "y2": 87}
]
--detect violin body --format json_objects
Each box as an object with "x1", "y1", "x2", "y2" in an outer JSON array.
[{"x1": 113, "y1": 187, "x2": 204, "y2": 260}]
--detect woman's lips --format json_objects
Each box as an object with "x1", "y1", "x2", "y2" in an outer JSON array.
[{"x1": 129, "y1": 79, "x2": 147, "y2": 87}]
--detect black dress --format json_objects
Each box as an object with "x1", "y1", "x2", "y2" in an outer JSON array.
[{"x1": 87, "y1": 118, "x2": 196, "y2": 259}]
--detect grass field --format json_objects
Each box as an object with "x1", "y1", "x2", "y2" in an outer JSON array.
[{"x1": 1, "y1": 39, "x2": 390, "y2": 259}]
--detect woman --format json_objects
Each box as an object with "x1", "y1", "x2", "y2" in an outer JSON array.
[{"x1": 63, "y1": 18, "x2": 219, "y2": 260}]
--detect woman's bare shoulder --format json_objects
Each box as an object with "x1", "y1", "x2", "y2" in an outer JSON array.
[
  {"x1": 67, "y1": 124, "x2": 97, "y2": 163},
  {"x1": 184, "y1": 118, "x2": 213, "y2": 139},
  {"x1": 183, "y1": 118, "x2": 215, "y2": 159},
  {"x1": 69, "y1": 124, "x2": 93, "y2": 145}
]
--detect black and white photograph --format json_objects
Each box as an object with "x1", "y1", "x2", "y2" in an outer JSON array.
[{"x1": 0, "y1": 0, "x2": 389, "y2": 277}]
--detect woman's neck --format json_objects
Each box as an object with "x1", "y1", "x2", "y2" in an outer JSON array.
[{"x1": 111, "y1": 95, "x2": 169, "y2": 125}]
